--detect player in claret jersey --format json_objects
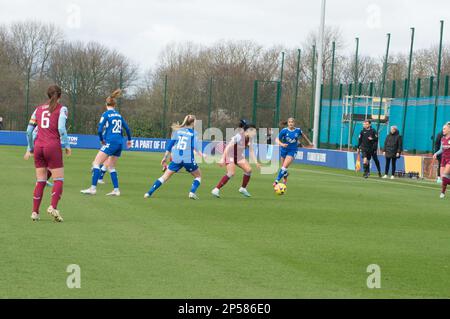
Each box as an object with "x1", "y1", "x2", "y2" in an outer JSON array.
[
  {"x1": 211, "y1": 120, "x2": 261, "y2": 198},
  {"x1": 81, "y1": 89, "x2": 132, "y2": 196},
  {"x1": 434, "y1": 122, "x2": 450, "y2": 199},
  {"x1": 24, "y1": 85, "x2": 71, "y2": 222}
]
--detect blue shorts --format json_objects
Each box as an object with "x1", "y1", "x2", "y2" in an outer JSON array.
[
  {"x1": 168, "y1": 161, "x2": 199, "y2": 173},
  {"x1": 281, "y1": 148, "x2": 297, "y2": 159},
  {"x1": 100, "y1": 143, "x2": 123, "y2": 157}
]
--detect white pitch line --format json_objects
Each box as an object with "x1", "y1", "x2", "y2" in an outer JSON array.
[{"x1": 294, "y1": 167, "x2": 441, "y2": 192}]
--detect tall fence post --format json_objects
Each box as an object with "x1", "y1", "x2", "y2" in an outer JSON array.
[
  {"x1": 401, "y1": 27, "x2": 415, "y2": 137},
  {"x1": 162, "y1": 75, "x2": 168, "y2": 138},
  {"x1": 292, "y1": 49, "x2": 301, "y2": 119},
  {"x1": 310, "y1": 45, "x2": 316, "y2": 133},
  {"x1": 252, "y1": 80, "x2": 258, "y2": 125},
  {"x1": 377, "y1": 33, "x2": 391, "y2": 133},
  {"x1": 327, "y1": 41, "x2": 336, "y2": 146},
  {"x1": 349, "y1": 38, "x2": 359, "y2": 150},
  {"x1": 445, "y1": 75, "x2": 449, "y2": 96},
  {"x1": 207, "y1": 77, "x2": 213, "y2": 129},
  {"x1": 432, "y1": 20, "x2": 445, "y2": 151},
  {"x1": 276, "y1": 52, "x2": 285, "y2": 126},
  {"x1": 416, "y1": 78, "x2": 422, "y2": 98}
]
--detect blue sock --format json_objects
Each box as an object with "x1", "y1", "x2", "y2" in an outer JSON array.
[
  {"x1": 190, "y1": 178, "x2": 201, "y2": 194},
  {"x1": 99, "y1": 167, "x2": 107, "y2": 180},
  {"x1": 110, "y1": 169, "x2": 119, "y2": 189},
  {"x1": 148, "y1": 178, "x2": 164, "y2": 196},
  {"x1": 276, "y1": 168, "x2": 287, "y2": 183},
  {"x1": 91, "y1": 166, "x2": 101, "y2": 187}
]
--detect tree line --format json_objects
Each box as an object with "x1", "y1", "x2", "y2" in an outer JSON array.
[{"x1": 0, "y1": 21, "x2": 448, "y2": 137}]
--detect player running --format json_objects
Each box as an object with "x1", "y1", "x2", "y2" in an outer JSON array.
[
  {"x1": 81, "y1": 89, "x2": 132, "y2": 196},
  {"x1": 145, "y1": 115, "x2": 204, "y2": 200},
  {"x1": 24, "y1": 85, "x2": 71, "y2": 222},
  {"x1": 212, "y1": 120, "x2": 261, "y2": 198},
  {"x1": 433, "y1": 122, "x2": 450, "y2": 199},
  {"x1": 273, "y1": 118, "x2": 312, "y2": 186}
]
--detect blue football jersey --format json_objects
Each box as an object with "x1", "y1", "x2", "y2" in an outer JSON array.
[
  {"x1": 98, "y1": 110, "x2": 131, "y2": 144},
  {"x1": 167, "y1": 128, "x2": 202, "y2": 164},
  {"x1": 278, "y1": 128, "x2": 302, "y2": 150}
]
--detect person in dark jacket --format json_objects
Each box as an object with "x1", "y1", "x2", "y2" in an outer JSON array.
[
  {"x1": 357, "y1": 120, "x2": 382, "y2": 179},
  {"x1": 383, "y1": 126, "x2": 403, "y2": 179},
  {"x1": 435, "y1": 130, "x2": 444, "y2": 184}
]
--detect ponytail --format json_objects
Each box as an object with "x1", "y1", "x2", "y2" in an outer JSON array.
[
  {"x1": 47, "y1": 85, "x2": 62, "y2": 113},
  {"x1": 106, "y1": 89, "x2": 122, "y2": 107},
  {"x1": 171, "y1": 115, "x2": 196, "y2": 131}
]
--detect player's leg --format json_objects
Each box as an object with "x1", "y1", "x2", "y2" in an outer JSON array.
[
  {"x1": 189, "y1": 169, "x2": 202, "y2": 200},
  {"x1": 280, "y1": 156, "x2": 295, "y2": 185},
  {"x1": 372, "y1": 152, "x2": 382, "y2": 177},
  {"x1": 45, "y1": 145, "x2": 65, "y2": 222},
  {"x1": 145, "y1": 167, "x2": 177, "y2": 198},
  {"x1": 98, "y1": 164, "x2": 108, "y2": 184},
  {"x1": 46, "y1": 170, "x2": 54, "y2": 187},
  {"x1": 437, "y1": 156, "x2": 442, "y2": 184},
  {"x1": 391, "y1": 157, "x2": 397, "y2": 179},
  {"x1": 47, "y1": 167, "x2": 64, "y2": 222},
  {"x1": 363, "y1": 152, "x2": 371, "y2": 178},
  {"x1": 212, "y1": 163, "x2": 236, "y2": 198},
  {"x1": 274, "y1": 157, "x2": 286, "y2": 185},
  {"x1": 440, "y1": 163, "x2": 450, "y2": 198},
  {"x1": 384, "y1": 157, "x2": 391, "y2": 178},
  {"x1": 105, "y1": 156, "x2": 120, "y2": 196},
  {"x1": 31, "y1": 167, "x2": 48, "y2": 221},
  {"x1": 237, "y1": 160, "x2": 252, "y2": 197},
  {"x1": 81, "y1": 150, "x2": 109, "y2": 195}
]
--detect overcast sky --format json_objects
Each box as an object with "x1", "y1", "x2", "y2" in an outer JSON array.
[{"x1": 1, "y1": 0, "x2": 449, "y2": 69}]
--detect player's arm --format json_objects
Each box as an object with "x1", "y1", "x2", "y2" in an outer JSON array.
[
  {"x1": 276, "y1": 129, "x2": 288, "y2": 148},
  {"x1": 24, "y1": 110, "x2": 37, "y2": 160},
  {"x1": 357, "y1": 131, "x2": 362, "y2": 151},
  {"x1": 434, "y1": 145, "x2": 443, "y2": 159},
  {"x1": 162, "y1": 139, "x2": 175, "y2": 166},
  {"x1": 248, "y1": 141, "x2": 261, "y2": 169},
  {"x1": 58, "y1": 107, "x2": 71, "y2": 156},
  {"x1": 301, "y1": 131, "x2": 313, "y2": 146},
  {"x1": 122, "y1": 118, "x2": 132, "y2": 148},
  {"x1": 193, "y1": 133, "x2": 206, "y2": 159},
  {"x1": 97, "y1": 115, "x2": 107, "y2": 144}
]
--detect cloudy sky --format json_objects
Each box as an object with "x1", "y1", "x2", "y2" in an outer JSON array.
[{"x1": 1, "y1": 0, "x2": 449, "y2": 69}]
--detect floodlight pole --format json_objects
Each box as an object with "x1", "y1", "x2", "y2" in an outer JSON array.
[
  {"x1": 313, "y1": 0, "x2": 326, "y2": 148},
  {"x1": 431, "y1": 20, "x2": 444, "y2": 152}
]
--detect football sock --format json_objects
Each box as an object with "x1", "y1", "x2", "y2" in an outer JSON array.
[
  {"x1": 364, "y1": 164, "x2": 370, "y2": 175},
  {"x1": 442, "y1": 177, "x2": 450, "y2": 194},
  {"x1": 51, "y1": 178, "x2": 64, "y2": 209},
  {"x1": 99, "y1": 165, "x2": 107, "y2": 180},
  {"x1": 190, "y1": 178, "x2": 201, "y2": 194},
  {"x1": 242, "y1": 173, "x2": 252, "y2": 188},
  {"x1": 33, "y1": 180, "x2": 47, "y2": 213},
  {"x1": 148, "y1": 177, "x2": 165, "y2": 196},
  {"x1": 109, "y1": 169, "x2": 119, "y2": 189},
  {"x1": 276, "y1": 168, "x2": 287, "y2": 182},
  {"x1": 91, "y1": 165, "x2": 101, "y2": 188},
  {"x1": 216, "y1": 174, "x2": 232, "y2": 189}
]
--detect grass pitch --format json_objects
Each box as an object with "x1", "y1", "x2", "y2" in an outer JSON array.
[{"x1": 0, "y1": 145, "x2": 449, "y2": 298}]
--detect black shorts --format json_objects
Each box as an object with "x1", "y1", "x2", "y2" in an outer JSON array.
[{"x1": 362, "y1": 151, "x2": 373, "y2": 161}]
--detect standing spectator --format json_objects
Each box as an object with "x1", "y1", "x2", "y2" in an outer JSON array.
[
  {"x1": 357, "y1": 120, "x2": 382, "y2": 179},
  {"x1": 383, "y1": 126, "x2": 403, "y2": 179},
  {"x1": 0, "y1": 117, "x2": 3, "y2": 130},
  {"x1": 435, "y1": 129, "x2": 444, "y2": 184}
]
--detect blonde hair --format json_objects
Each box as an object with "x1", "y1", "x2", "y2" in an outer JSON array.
[
  {"x1": 171, "y1": 115, "x2": 196, "y2": 131},
  {"x1": 106, "y1": 89, "x2": 122, "y2": 107}
]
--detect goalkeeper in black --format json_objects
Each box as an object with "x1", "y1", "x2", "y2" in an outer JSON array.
[{"x1": 357, "y1": 120, "x2": 382, "y2": 179}]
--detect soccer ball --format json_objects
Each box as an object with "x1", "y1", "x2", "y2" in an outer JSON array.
[{"x1": 274, "y1": 183, "x2": 287, "y2": 195}]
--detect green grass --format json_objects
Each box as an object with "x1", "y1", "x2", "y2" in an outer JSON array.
[{"x1": 0, "y1": 145, "x2": 449, "y2": 299}]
